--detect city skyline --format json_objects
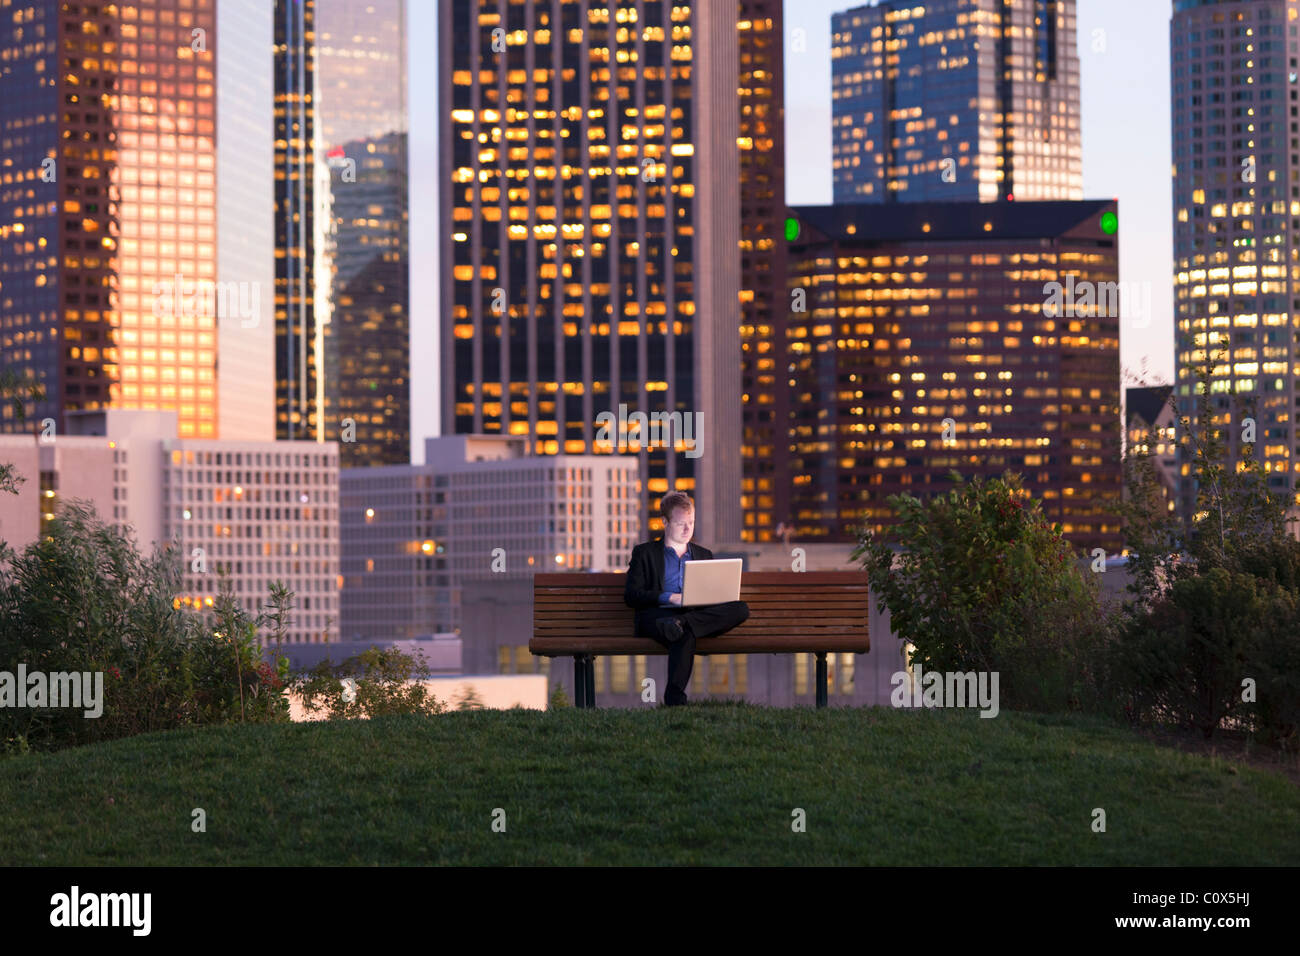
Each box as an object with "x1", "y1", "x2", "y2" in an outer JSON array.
[{"x1": 408, "y1": 0, "x2": 1176, "y2": 463}]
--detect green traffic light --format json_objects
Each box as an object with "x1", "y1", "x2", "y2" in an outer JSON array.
[
  {"x1": 1100, "y1": 211, "x2": 1118, "y2": 235},
  {"x1": 784, "y1": 217, "x2": 800, "y2": 241}
]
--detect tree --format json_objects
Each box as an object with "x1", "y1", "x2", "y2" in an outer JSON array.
[
  {"x1": 1116, "y1": 346, "x2": 1300, "y2": 741},
  {"x1": 1178, "y1": 347, "x2": 1294, "y2": 568},
  {"x1": 851, "y1": 470, "x2": 1111, "y2": 712}
]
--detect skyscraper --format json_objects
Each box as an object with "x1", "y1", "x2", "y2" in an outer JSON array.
[
  {"x1": 323, "y1": 131, "x2": 409, "y2": 465},
  {"x1": 1170, "y1": 0, "x2": 1299, "y2": 518},
  {"x1": 315, "y1": 0, "x2": 409, "y2": 466},
  {"x1": 785, "y1": 200, "x2": 1123, "y2": 552},
  {"x1": 273, "y1": 0, "x2": 322, "y2": 442},
  {"x1": 831, "y1": 0, "x2": 1083, "y2": 204},
  {"x1": 438, "y1": 0, "x2": 743, "y2": 544},
  {"x1": 738, "y1": 1, "x2": 789, "y2": 543},
  {"x1": 0, "y1": 0, "x2": 273, "y2": 440}
]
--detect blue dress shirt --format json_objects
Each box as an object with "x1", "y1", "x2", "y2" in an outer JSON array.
[{"x1": 659, "y1": 543, "x2": 690, "y2": 605}]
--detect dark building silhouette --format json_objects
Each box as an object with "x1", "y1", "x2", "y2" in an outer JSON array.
[{"x1": 273, "y1": 0, "x2": 321, "y2": 441}]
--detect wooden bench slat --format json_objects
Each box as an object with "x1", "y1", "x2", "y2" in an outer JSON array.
[
  {"x1": 533, "y1": 598, "x2": 870, "y2": 608},
  {"x1": 528, "y1": 639, "x2": 870, "y2": 655},
  {"x1": 533, "y1": 621, "x2": 868, "y2": 629},
  {"x1": 532, "y1": 570, "x2": 870, "y2": 707}
]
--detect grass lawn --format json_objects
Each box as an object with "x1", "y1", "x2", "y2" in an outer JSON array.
[{"x1": 1, "y1": 703, "x2": 1296, "y2": 865}]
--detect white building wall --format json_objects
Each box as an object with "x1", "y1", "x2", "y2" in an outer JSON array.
[
  {"x1": 166, "y1": 440, "x2": 340, "y2": 643},
  {"x1": 216, "y1": 0, "x2": 275, "y2": 440},
  {"x1": 0, "y1": 437, "x2": 40, "y2": 552}
]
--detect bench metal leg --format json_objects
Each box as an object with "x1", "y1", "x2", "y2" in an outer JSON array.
[
  {"x1": 573, "y1": 655, "x2": 586, "y2": 708},
  {"x1": 815, "y1": 652, "x2": 828, "y2": 709},
  {"x1": 572, "y1": 655, "x2": 596, "y2": 709}
]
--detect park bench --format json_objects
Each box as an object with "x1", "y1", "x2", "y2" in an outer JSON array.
[{"x1": 530, "y1": 571, "x2": 870, "y2": 708}]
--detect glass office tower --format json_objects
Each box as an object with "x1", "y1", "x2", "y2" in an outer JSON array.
[
  {"x1": 1, "y1": 0, "x2": 272, "y2": 440},
  {"x1": 274, "y1": 0, "x2": 321, "y2": 442},
  {"x1": 738, "y1": 0, "x2": 789, "y2": 543},
  {"x1": 315, "y1": 0, "x2": 409, "y2": 466},
  {"x1": 1171, "y1": 0, "x2": 1300, "y2": 522},
  {"x1": 786, "y1": 200, "x2": 1123, "y2": 552},
  {"x1": 438, "y1": 0, "x2": 743, "y2": 543},
  {"x1": 831, "y1": 0, "x2": 1083, "y2": 203}
]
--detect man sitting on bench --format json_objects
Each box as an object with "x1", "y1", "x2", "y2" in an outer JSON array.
[{"x1": 624, "y1": 491, "x2": 749, "y2": 706}]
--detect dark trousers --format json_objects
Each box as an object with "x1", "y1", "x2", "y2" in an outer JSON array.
[{"x1": 634, "y1": 600, "x2": 749, "y2": 704}]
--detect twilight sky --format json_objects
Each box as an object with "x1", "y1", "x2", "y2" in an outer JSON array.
[{"x1": 407, "y1": 0, "x2": 1174, "y2": 462}]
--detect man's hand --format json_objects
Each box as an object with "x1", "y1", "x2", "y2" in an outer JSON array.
[{"x1": 669, "y1": 593, "x2": 683, "y2": 606}]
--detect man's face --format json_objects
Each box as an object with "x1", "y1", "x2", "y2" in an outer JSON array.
[{"x1": 665, "y1": 506, "x2": 694, "y2": 543}]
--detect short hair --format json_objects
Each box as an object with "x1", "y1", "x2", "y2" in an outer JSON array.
[{"x1": 660, "y1": 490, "x2": 694, "y2": 523}]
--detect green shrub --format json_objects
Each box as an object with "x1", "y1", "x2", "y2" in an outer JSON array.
[
  {"x1": 1114, "y1": 567, "x2": 1296, "y2": 739},
  {"x1": 549, "y1": 682, "x2": 572, "y2": 709},
  {"x1": 852, "y1": 470, "x2": 1110, "y2": 713},
  {"x1": 0, "y1": 501, "x2": 291, "y2": 752},
  {"x1": 1246, "y1": 618, "x2": 1300, "y2": 749},
  {"x1": 1115, "y1": 352, "x2": 1300, "y2": 743},
  {"x1": 454, "y1": 684, "x2": 486, "y2": 711},
  {"x1": 292, "y1": 647, "x2": 447, "y2": 720}
]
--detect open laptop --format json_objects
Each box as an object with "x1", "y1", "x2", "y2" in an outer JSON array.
[{"x1": 680, "y1": 558, "x2": 743, "y2": 607}]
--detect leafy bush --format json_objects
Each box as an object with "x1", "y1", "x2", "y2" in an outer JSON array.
[
  {"x1": 0, "y1": 501, "x2": 291, "y2": 752},
  {"x1": 851, "y1": 470, "x2": 1110, "y2": 713},
  {"x1": 1114, "y1": 568, "x2": 1296, "y2": 739},
  {"x1": 292, "y1": 647, "x2": 447, "y2": 720},
  {"x1": 1246, "y1": 617, "x2": 1300, "y2": 749},
  {"x1": 454, "y1": 684, "x2": 486, "y2": 711},
  {"x1": 1116, "y1": 352, "x2": 1300, "y2": 743}
]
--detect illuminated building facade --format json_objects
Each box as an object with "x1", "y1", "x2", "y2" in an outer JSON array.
[
  {"x1": 831, "y1": 0, "x2": 1083, "y2": 203},
  {"x1": 1171, "y1": 0, "x2": 1300, "y2": 520},
  {"x1": 323, "y1": 132, "x2": 409, "y2": 466},
  {"x1": 785, "y1": 200, "x2": 1122, "y2": 552},
  {"x1": 738, "y1": 0, "x2": 788, "y2": 543},
  {"x1": 438, "y1": 0, "x2": 743, "y2": 545},
  {"x1": 316, "y1": 0, "x2": 409, "y2": 466},
  {"x1": 340, "y1": 435, "x2": 641, "y2": 640},
  {"x1": 274, "y1": 0, "x2": 322, "y2": 442},
  {"x1": 1, "y1": 0, "x2": 272, "y2": 440},
  {"x1": 0, "y1": 409, "x2": 338, "y2": 644}
]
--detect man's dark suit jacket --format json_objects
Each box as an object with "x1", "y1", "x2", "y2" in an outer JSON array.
[{"x1": 624, "y1": 537, "x2": 714, "y2": 610}]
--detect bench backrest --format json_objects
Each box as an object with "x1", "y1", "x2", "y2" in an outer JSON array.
[{"x1": 531, "y1": 571, "x2": 870, "y2": 654}]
